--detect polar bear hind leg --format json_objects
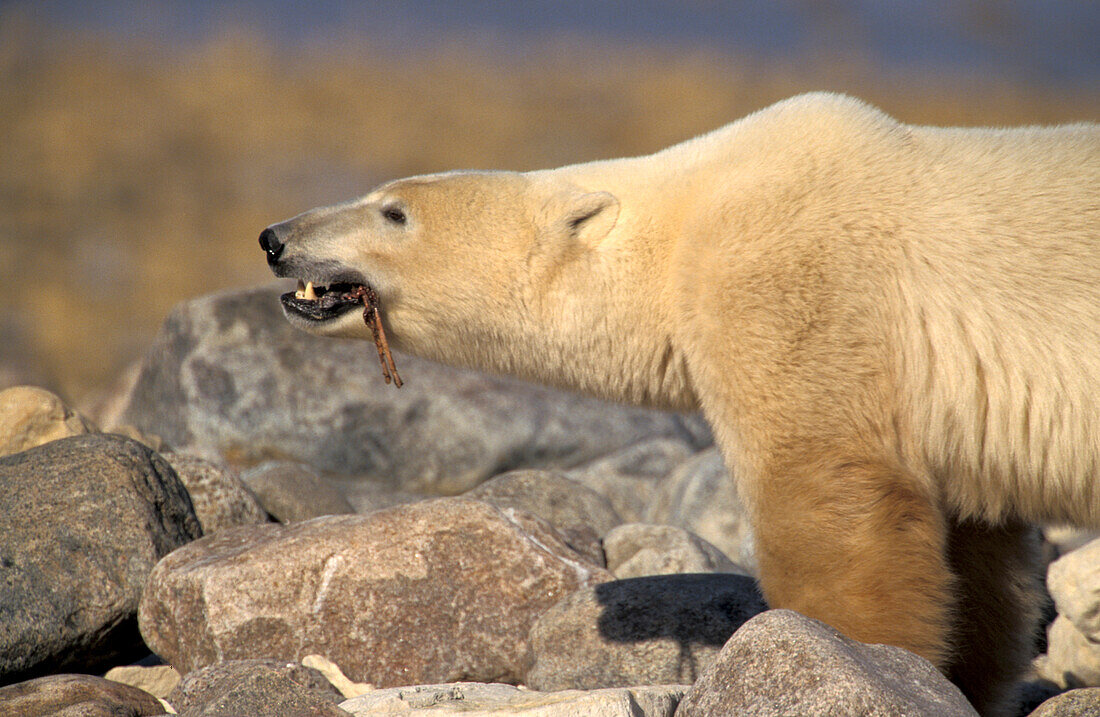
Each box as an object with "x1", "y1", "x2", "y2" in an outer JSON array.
[
  {"x1": 750, "y1": 441, "x2": 1044, "y2": 716},
  {"x1": 946, "y1": 519, "x2": 1044, "y2": 717}
]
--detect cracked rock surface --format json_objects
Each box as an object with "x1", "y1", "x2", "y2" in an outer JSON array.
[{"x1": 138, "y1": 497, "x2": 611, "y2": 686}]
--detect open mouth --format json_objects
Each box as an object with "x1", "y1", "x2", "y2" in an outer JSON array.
[
  {"x1": 280, "y1": 277, "x2": 403, "y2": 387},
  {"x1": 280, "y1": 280, "x2": 370, "y2": 322}
]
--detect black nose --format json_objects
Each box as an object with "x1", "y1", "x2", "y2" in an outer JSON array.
[{"x1": 258, "y1": 227, "x2": 284, "y2": 266}]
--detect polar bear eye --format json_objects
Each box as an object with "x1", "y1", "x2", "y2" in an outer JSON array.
[{"x1": 382, "y1": 206, "x2": 407, "y2": 225}]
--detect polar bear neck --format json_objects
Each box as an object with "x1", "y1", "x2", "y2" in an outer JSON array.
[
  {"x1": 433, "y1": 185, "x2": 701, "y2": 412},
  {"x1": 521, "y1": 264, "x2": 700, "y2": 412}
]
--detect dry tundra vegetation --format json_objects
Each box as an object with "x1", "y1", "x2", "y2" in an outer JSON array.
[{"x1": 1, "y1": 11, "x2": 1097, "y2": 410}]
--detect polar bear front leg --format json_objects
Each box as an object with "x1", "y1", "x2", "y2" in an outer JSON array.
[{"x1": 749, "y1": 450, "x2": 956, "y2": 669}]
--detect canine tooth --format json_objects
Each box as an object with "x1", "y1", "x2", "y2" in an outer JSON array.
[
  {"x1": 295, "y1": 279, "x2": 306, "y2": 299},
  {"x1": 304, "y1": 281, "x2": 318, "y2": 300}
]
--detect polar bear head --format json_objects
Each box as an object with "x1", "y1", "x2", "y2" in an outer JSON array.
[{"x1": 259, "y1": 170, "x2": 633, "y2": 388}]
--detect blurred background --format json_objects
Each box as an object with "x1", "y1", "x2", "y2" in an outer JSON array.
[{"x1": 1, "y1": 0, "x2": 1097, "y2": 410}]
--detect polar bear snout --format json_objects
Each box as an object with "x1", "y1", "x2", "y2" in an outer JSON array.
[{"x1": 258, "y1": 227, "x2": 285, "y2": 267}]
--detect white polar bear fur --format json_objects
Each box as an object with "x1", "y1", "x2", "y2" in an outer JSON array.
[{"x1": 265, "y1": 92, "x2": 1100, "y2": 715}]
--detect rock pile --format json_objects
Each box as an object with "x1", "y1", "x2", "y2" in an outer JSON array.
[{"x1": 0, "y1": 287, "x2": 1096, "y2": 716}]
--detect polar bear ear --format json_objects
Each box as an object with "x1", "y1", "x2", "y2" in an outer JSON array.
[{"x1": 539, "y1": 189, "x2": 620, "y2": 246}]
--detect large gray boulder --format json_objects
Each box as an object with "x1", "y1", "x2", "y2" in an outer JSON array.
[
  {"x1": 0, "y1": 433, "x2": 202, "y2": 682},
  {"x1": 139, "y1": 497, "x2": 611, "y2": 686},
  {"x1": 116, "y1": 286, "x2": 708, "y2": 494},
  {"x1": 674, "y1": 610, "x2": 978, "y2": 716}
]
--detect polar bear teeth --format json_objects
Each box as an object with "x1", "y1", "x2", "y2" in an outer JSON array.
[
  {"x1": 295, "y1": 280, "x2": 319, "y2": 301},
  {"x1": 290, "y1": 280, "x2": 368, "y2": 307}
]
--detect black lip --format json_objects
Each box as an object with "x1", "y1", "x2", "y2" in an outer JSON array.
[
  {"x1": 271, "y1": 257, "x2": 369, "y2": 287},
  {"x1": 280, "y1": 283, "x2": 367, "y2": 322}
]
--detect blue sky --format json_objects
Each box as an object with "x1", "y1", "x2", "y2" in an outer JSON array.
[{"x1": 9, "y1": 0, "x2": 1099, "y2": 88}]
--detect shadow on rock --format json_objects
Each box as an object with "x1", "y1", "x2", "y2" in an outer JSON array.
[
  {"x1": 526, "y1": 573, "x2": 766, "y2": 690},
  {"x1": 595, "y1": 573, "x2": 765, "y2": 647}
]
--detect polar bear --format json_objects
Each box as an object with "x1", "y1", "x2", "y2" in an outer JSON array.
[{"x1": 259, "y1": 93, "x2": 1100, "y2": 715}]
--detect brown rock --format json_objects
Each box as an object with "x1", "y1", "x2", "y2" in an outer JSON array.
[
  {"x1": 0, "y1": 434, "x2": 202, "y2": 682},
  {"x1": 162, "y1": 451, "x2": 269, "y2": 533},
  {"x1": 565, "y1": 437, "x2": 699, "y2": 523},
  {"x1": 327, "y1": 478, "x2": 425, "y2": 515},
  {"x1": 647, "y1": 447, "x2": 756, "y2": 573},
  {"x1": 168, "y1": 658, "x2": 345, "y2": 717},
  {"x1": 302, "y1": 654, "x2": 374, "y2": 699},
  {"x1": 241, "y1": 460, "x2": 355, "y2": 523},
  {"x1": 0, "y1": 385, "x2": 96, "y2": 458},
  {"x1": 1029, "y1": 688, "x2": 1100, "y2": 716},
  {"x1": 675, "y1": 609, "x2": 978, "y2": 716},
  {"x1": 105, "y1": 664, "x2": 182, "y2": 699},
  {"x1": 603, "y1": 523, "x2": 748, "y2": 579},
  {"x1": 0, "y1": 673, "x2": 164, "y2": 717},
  {"x1": 140, "y1": 497, "x2": 611, "y2": 686},
  {"x1": 465, "y1": 470, "x2": 623, "y2": 566}
]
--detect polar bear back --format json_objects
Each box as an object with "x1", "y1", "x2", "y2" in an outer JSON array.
[{"x1": 568, "y1": 93, "x2": 1100, "y2": 528}]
